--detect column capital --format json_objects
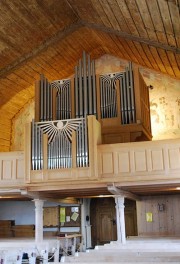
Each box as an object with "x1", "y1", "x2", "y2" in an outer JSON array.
[
  {"x1": 115, "y1": 196, "x2": 124, "y2": 207},
  {"x1": 33, "y1": 199, "x2": 45, "y2": 208}
]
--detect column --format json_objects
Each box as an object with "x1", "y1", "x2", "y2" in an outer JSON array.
[
  {"x1": 81, "y1": 199, "x2": 86, "y2": 251},
  {"x1": 115, "y1": 196, "x2": 126, "y2": 244},
  {"x1": 33, "y1": 199, "x2": 44, "y2": 244}
]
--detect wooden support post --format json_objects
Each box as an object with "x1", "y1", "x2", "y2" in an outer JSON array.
[{"x1": 87, "y1": 116, "x2": 102, "y2": 178}]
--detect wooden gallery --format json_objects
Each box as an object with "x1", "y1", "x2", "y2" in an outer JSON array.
[{"x1": 0, "y1": 1, "x2": 180, "y2": 263}]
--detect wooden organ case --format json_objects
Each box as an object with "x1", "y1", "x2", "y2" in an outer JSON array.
[{"x1": 29, "y1": 51, "x2": 152, "y2": 173}]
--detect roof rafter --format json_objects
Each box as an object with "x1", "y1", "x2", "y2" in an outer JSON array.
[{"x1": 82, "y1": 21, "x2": 180, "y2": 54}]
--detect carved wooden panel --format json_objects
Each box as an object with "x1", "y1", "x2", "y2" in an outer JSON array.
[
  {"x1": 134, "y1": 151, "x2": 147, "y2": 172},
  {"x1": 151, "y1": 149, "x2": 164, "y2": 171},
  {"x1": 2, "y1": 160, "x2": 12, "y2": 180},
  {"x1": 98, "y1": 139, "x2": 180, "y2": 181},
  {"x1": 102, "y1": 152, "x2": 113, "y2": 174},
  {"x1": 168, "y1": 148, "x2": 180, "y2": 169},
  {"x1": 0, "y1": 152, "x2": 24, "y2": 184},
  {"x1": 118, "y1": 152, "x2": 130, "y2": 173}
]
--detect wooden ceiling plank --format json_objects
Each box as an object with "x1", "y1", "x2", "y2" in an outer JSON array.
[
  {"x1": 108, "y1": 34, "x2": 128, "y2": 59},
  {"x1": 115, "y1": 0, "x2": 139, "y2": 36},
  {"x1": 98, "y1": 0, "x2": 122, "y2": 31},
  {"x1": 6, "y1": 72, "x2": 32, "y2": 89},
  {"x1": 14, "y1": 68, "x2": 36, "y2": 86},
  {"x1": 146, "y1": 0, "x2": 168, "y2": 45},
  {"x1": 29, "y1": 57, "x2": 59, "y2": 81},
  {"x1": 116, "y1": 38, "x2": 139, "y2": 63},
  {"x1": 4, "y1": 98, "x2": 27, "y2": 110},
  {"x1": 0, "y1": 20, "x2": 82, "y2": 78},
  {"x1": 2, "y1": 0, "x2": 42, "y2": 38},
  {"x1": 67, "y1": 0, "x2": 101, "y2": 25},
  {"x1": 23, "y1": 64, "x2": 41, "y2": 81},
  {"x1": 95, "y1": 31, "x2": 122, "y2": 59},
  {"x1": 157, "y1": 0, "x2": 176, "y2": 47},
  {"x1": 91, "y1": 0, "x2": 113, "y2": 28},
  {"x1": 133, "y1": 41, "x2": 154, "y2": 69},
  {"x1": 35, "y1": 0, "x2": 77, "y2": 31},
  {"x1": 0, "y1": 83, "x2": 28, "y2": 104},
  {"x1": 106, "y1": 0, "x2": 131, "y2": 34},
  {"x1": 166, "y1": 51, "x2": 180, "y2": 78},
  {"x1": 18, "y1": 0, "x2": 65, "y2": 35},
  {"x1": 53, "y1": 45, "x2": 76, "y2": 75},
  {"x1": 125, "y1": 0, "x2": 148, "y2": 39},
  {"x1": 0, "y1": 118, "x2": 11, "y2": 128},
  {"x1": 0, "y1": 140, "x2": 10, "y2": 149},
  {"x1": 149, "y1": 46, "x2": 168, "y2": 74},
  {"x1": 91, "y1": 31, "x2": 117, "y2": 59},
  {"x1": 0, "y1": 1, "x2": 43, "y2": 57},
  {"x1": 135, "y1": 0, "x2": 158, "y2": 42},
  {"x1": 175, "y1": 54, "x2": 180, "y2": 71},
  {"x1": 1, "y1": 102, "x2": 21, "y2": 114},
  {"x1": 0, "y1": 109, "x2": 15, "y2": 119},
  {"x1": 1, "y1": 76, "x2": 25, "y2": 93},
  {"x1": 141, "y1": 44, "x2": 161, "y2": 72},
  {"x1": 157, "y1": 48, "x2": 175, "y2": 77},
  {"x1": 38, "y1": 48, "x2": 68, "y2": 78},
  {"x1": 39, "y1": 47, "x2": 65, "y2": 76},
  {"x1": 168, "y1": 1, "x2": 180, "y2": 48},
  {"x1": 125, "y1": 40, "x2": 147, "y2": 67}
]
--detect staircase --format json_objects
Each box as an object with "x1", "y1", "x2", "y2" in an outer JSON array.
[{"x1": 59, "y1": 237, "x2": 180, "y2": 263}]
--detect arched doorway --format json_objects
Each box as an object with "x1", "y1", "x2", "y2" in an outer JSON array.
[{"x1": 90, "y1": 197, "x2": 137, "y2": 247}]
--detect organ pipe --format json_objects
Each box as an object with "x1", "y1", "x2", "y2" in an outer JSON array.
[{"x1": 32, "y1": 52, "x2": 137, "y2": 171}]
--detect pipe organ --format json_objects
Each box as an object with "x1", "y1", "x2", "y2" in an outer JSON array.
[
  {"x1": 100, "y1": 62, "x2": 135, "y2": 124},
  {"x1": 75, "y1": 51, "x2": 97, "y2": 118},
  {"x1": 31, "y1": 51, "x2": 151, "y2": 170}
]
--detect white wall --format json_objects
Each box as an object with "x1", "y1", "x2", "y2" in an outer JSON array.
[
  {"x1": 0, "y1": 201, "x2": 76, "y2": 226},
  {"x1": 0, "y1": 201, "x2": 35, "y2": 225}
]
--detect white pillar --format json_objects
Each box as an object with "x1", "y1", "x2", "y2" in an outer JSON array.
[
  {"x1": 81, "y1": 199, "x2": 86, "y2": 251},
  {"x1": 33, "y1": 199, "x2": 44, "y2": 244},
  {"x1": 115, "y1": 196, "x2": 126, "y2": 244}
]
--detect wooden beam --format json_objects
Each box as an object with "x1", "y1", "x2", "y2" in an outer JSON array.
[
  {"x1": 82, "y1": 21, "x2": 180, "y2": 54},
  {"x1": 0, "y1": 20, "x2": 82, "y2": 78},
  {"x1": 107, "y1": 184, "x2": 140, "y2": 201}
]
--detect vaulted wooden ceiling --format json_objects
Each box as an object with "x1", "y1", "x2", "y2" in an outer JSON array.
[{"x1": 0, "y1": 0, "x2": 180, "y2": 151}]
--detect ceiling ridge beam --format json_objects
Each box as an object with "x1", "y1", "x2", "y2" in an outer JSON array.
[
  {"x1": 0, "y1": 19, "x2": 83, "y2": 79},
  {"x1": 82, "y1": 20, "x2": 180, "y2": 54}
]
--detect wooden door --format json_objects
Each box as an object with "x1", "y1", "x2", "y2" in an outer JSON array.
[
  {"x1": 90, "y1": 198, "x2": 117, "y2": 247},
  {"x1": 125, "y1": 199, "x2": 138, "y2": 237}
]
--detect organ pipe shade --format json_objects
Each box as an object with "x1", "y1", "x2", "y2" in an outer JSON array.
[{"x1": 31, "y1": 118, "x2": 89, "y2": 170}]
